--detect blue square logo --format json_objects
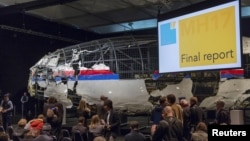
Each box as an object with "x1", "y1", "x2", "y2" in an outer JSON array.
[{"x1": 160, "y1": 22, "x2": 176, "y2": 46}]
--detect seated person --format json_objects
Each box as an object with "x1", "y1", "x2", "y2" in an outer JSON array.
[
  {"x1": 125, "y1": 120, "x2": 146, "y2": 141},
  {"x1": 71, "y1": 116, "x2": 88, "y2": 140},
  {"x1": 44, "y1": 97, "x2": 62, "y2": 137},
  {"x1": 89, "y1": 114, "x2": 105, "y2": 139},
  {"x1": 13, "y1": 118, "x2": 29, "y2": 138},
  {"x1": 76, "y1": 99, "x2": 91, "y2": 123},
  {"x1": 21, "y1": 118, "x2": 54, "y2": 141},
  {"x1": 24, "y1": 114, "x2": 44, "y2": 130},
  {"x1": 191, "y1": 122, "x2": 208, "y2": 141}
]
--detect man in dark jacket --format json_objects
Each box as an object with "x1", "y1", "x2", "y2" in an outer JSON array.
[
  {"x1": 189, "y1": 97, "x2": 203, "y2": 132},
  {"x1": 103, "y1": 99, "x2": 120, "y2": 141},
  {"x1": 215, "y1": 100, "x2": 230, "y2": 125},
  {"x1": 150, "y1": 96, "x2": 168, "y2": 125},
  {"x1": 125, "y1": 120, "x2": 146, "y2": 141}
]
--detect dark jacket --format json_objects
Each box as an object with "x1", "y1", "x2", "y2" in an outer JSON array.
[
  {"x1": 125, "y1": 130, "x2": 146, "y2": 141},
  {"x1": 104, "y1": 110, "x2": 120, "y2": 138},
  {"x1": 216, "y1": 109, "x2": 230, "y2": 125},
  {"x1": 189, "y1": 104, "x2": 203, "y2": 127},
  {"x1": 152, "y1": 116, "x2": 183, "y2": 141},
  {"x1": 150, "y1": 105, "x2": 164, "y2": 124},
  {"x1": 71, "y1": 123, "x2": 88, "y2": 135}
]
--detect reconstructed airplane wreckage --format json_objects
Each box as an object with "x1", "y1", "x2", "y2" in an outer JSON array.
[
  {"x1": 28, "y1": 35, "x2": 160, "y2": 115},
  {"x1": 28, "y1": 35, "x2": 250, "y2": 117}
]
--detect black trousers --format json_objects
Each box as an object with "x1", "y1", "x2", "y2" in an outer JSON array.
[{"x1": 2, "y1": 114, "x2": 12, "y2": 131}]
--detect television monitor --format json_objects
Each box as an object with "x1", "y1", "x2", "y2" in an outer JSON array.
[{"x1": 158, "y1": 0, "x2": 242, "y2": 73}]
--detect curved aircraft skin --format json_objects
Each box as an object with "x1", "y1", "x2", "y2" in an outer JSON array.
[
  {"x1": 28, "y1": 35, "x2": 250, "y2": 121},
  {"x1": 28, "y1": 35, "x2": 159, "y2": 115}
]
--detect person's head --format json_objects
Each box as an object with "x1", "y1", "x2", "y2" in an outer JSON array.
[
  {"x1": 180, "y1": 99, "x2": 189, "y2": 108},
  {"x1": 100, "y1": 95, "x2": 108, "y2": 101},
  {"x1": 37, "y1": 114, "x2": 45, "y2": 120},
  {"x1": 190, "y1": 97, "x2": 198, "y2": 106},
  {"x1": 78, "y1": 99, "x2": 87, "y2": 109},
  {"x1": 90, "y1": 114, "x2": 100, "y2": 124},
  {"x1": 162, "y1": 106, "x2": 174, "y2": 118},
  {"x1": 129, "y1": 120, "x2": 139, "y2": 131},
  {"x1": 17, "y1": 118, "x2": 27, "y2": 128},
  {"x1": 159, "y1": 96, "x2": 168, "y2": 106},
  {"x1": 179, "y1": 97, "x2": 186, "y2": 103},
  {"x1": 167, "y1": 94, "x2": 176, "y2": 105},
  {"x1": 195, "y1": 122, "x2": 207, "y2": 132},
  {"x1": 78, "y1": 116, "x2": 85, "y2": 125},
  {"x1": 3, "y1": 93, "x2": 10, "y2": 101},
  {"x1": 23, "y1": 92, "x2": 27, "y2": 96},
  {"x1": 89, "y1": 114, "x2": 101, "y2": 129},
  {"x1": 47, "y1": 96, "x2": 56, "y2": 104},
  {"x1": 216, "y1": 100, "x2": 225, "y2": 110},
  {"x1": 103, "y1": 99, "x2": 113, "y2": 111}
]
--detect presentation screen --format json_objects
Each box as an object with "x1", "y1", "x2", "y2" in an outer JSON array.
[{"x1": 158, "y1": 0, "x2": 242, "y2": 73}]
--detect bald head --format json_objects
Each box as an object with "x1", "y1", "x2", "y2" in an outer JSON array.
[
  {"x1": 180, "y1": 99, "x2": 189, "y2": 107},
  {"x1": 162, "y1": 106, "x2": 173, "y2": 118}
]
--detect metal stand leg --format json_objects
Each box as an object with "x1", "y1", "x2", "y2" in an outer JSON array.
[{"x1": 21, "y1": 104, "x2": 23, "y2": 118}]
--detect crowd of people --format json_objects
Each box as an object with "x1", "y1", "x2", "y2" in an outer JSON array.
[
  {"x1": 0, "y1": 92, "x2": 231, "y2": 141},
  {"x1": 0, "y1": 93, "x2": 121, "y2": 141},
  {"x1": 150, "y1": 94, "x2": 231, "y2": 141}
]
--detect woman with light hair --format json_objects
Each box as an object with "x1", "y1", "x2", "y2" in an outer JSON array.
[
  {"x1": 13, "y1": 118, "x2": 28, "y2": 137},
  {"x1": 76, "y1": 99, "x2": 91, "y2": 119},
  {"x1": 166, "y1": 94, "x2": 183, "y2": 122},
  {"x1": 18, "y1": 118, "x2": 28, "y2": 128},
  {"x1": 89, "y1": 114, "x2": 105, "y2": 140}
]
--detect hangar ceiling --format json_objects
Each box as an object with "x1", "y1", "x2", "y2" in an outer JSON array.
[{"x1": 0, "y1": 0, "x2": 250, "y2": 34}]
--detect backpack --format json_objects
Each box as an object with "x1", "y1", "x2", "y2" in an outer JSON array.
[
  {"x1": 189, "y1": 105, "x2": 205, "y2": 126},
  {"x1": 162, "y1": 118, "x2": 180, "y2": 141},
  {"x1": 159, "y1": 120, "x2": 171, "y2": 141}
]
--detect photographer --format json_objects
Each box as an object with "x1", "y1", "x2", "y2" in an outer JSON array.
[{"x1": 43, "y1": 97, "x2": 61, "y2": 137}]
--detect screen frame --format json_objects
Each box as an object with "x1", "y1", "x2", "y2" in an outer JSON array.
[{"x1": 157, "y1": 0, "x2": 242, "y2": 74}]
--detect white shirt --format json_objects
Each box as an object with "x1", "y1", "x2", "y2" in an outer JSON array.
[{"x1": 106, "y1": 111, "x2": 110, "y2": 125}]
